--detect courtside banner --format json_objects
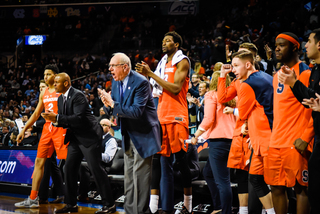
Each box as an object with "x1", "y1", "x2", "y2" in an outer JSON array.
[{"x1": 0, "y1": 149, "x2": 36, "y2": 185}]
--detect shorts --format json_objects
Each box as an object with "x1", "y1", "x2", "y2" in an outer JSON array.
[
  {"x1": 227, "y1": 135, "x2": 251, "y2": 171},
  {"x1": 158, "y1": 123, "x2": 188, "y2": 157},
  {"x1": 37, "y1": 122, "x2": 68, "y2": 159},
  {"x1": 264, "y1": 147, "x2": 310, "y2": 187},
  {"x1": 249, "y1": 152, "x2": 264, "y2": 175}
]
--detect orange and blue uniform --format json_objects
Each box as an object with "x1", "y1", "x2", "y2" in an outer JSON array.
[
  {"x1": 37, "y1": 88, "x2": 67, "y2": 159},
  {"x1": 157, "y1": 60, "x2": 189, "y2": 156},
  {"x1": 264, "y1": 61, "x2": 314, "y2": 187},
  {"x1": 238, "y1": 70, "x2": 273, "y2": 175},
  {"x1": 218, "y1": 77, "x2": 251, "y2": 171}
]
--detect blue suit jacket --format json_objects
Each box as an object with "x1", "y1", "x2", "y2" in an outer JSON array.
[{"x1": 111, "y1": 70, "x2": 161, "y2": 158}]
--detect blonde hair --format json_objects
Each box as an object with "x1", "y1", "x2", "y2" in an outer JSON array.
[
  {"x1": 210, "y1": 71, "x2": 236, "y2": 107},
  {"x1": 213, "y1": 62, "x2": 223, "y2": 72},
  {"x1": 194, "y1": 61, "x2": 201, "y2": 73},
  {"x1": 232, "y1": 50, "x2": 255, "y2": 65}
]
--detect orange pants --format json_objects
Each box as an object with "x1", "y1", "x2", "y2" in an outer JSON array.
[
  {"x1": 37, "y1": 122, "x2": 68, "y2": 159},
  {"x1": 249, "y1": 152, "x2": 264, "y2": 175},
  {"x1": 264, "y1": 147, "x2": 310, "y2": 187},
  {"x1": 158, "y1": 123, "x2": 188, "y2": 157},
  {"x1": 227, "y1": 135, "x2": 251, "y2": 171}
]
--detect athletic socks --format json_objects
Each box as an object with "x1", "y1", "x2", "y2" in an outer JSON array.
[
  {"x1": 149, "y1": 194, "x2": 159, "y2": 213},
  {"x1": 239, "y1": 206, "x2": 248, "y2": 214},
  {"x1": 265, "y1": 208, "x2": 275, "y2": 214},
  {"x1": 184, "y1": 194, "x2": 192, "y2": 213},
  {"x1": 30, "y1": 190, "x2": 38, "y2": 200}
]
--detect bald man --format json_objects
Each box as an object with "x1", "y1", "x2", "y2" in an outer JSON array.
[{"x1": 42, "y1": 73, "x2": 116, "y2": 214}]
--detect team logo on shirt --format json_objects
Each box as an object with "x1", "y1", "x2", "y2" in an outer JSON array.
[
  {"x1": 276, "y1": 82, "x2": 284, "y2": 94},
  {"x1": 165, "y1": 68, "x2": 175, "y2": 73},
  {"x1": 302, "y1": 170, "x2": 309, "y2": 183}
]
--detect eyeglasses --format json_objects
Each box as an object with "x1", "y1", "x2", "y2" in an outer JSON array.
[
  {"x1": 101, "y1": 124, "x2": 111, "y2": 128},
  {"x1": 108, "y1": 64, "x2": 124, "y2": 68}
]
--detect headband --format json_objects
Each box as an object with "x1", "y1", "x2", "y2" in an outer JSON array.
[{"x1": 276, "y1": 34, "x2": 300, "y2": 49}]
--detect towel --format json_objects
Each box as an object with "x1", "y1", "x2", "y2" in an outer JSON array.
[{"x1": 150, "y1": 50, "x2": 190, "y2": 96}]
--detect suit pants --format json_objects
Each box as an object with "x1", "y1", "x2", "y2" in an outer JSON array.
[
  {"x1": 64, "y1": 142, "x2": 113, "y2": 207},
  {"x1": 124, "y1": 140, "x2": 152, "y2": 214},
  {"x1": 309, "y1": 139, "x2": 320, "y2": 214},
  {"x1": 38, "y1": 151, "x2": 64, "y2": 200}
]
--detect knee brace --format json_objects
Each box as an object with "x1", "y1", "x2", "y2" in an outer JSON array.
[
  {"x1": 236, "y1": 169, "x2": 249, "y2": 194},
  {"x1": 249, "y1": 174, "x2": 270, "y2": 198}
]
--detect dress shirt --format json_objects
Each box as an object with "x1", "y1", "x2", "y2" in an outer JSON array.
[{"x1": 101, "y1": 133, "x2": 118, "y2": 163}]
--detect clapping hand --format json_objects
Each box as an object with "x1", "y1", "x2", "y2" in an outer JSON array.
[
  {"x1": 302, "y1": 93, "x2": 320, "y2": 112},
  {"x1": 98, "y1": 88, "x2": 114, "y2": 107},
  {"x1": 278, "y1": 65, "x2": 297, "y2": 87}
]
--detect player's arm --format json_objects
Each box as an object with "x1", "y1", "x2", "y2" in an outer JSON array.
[
  {"x1": 16, "y1": 90, "x2": 45, "y2": 143},
  {"x1": 139, "y1": 59, "x2": 189, "y2": 95},
  {"x1": 295, "y1": 116, "x2": 314, "y2": 154},
  {"x1": 238, "y1": 83, "x2": 256, "y2": 121},
  {"x1": 300, "y1": 115, "x2": 314, "y2": 144},
  {"x1": 218, "y1": 64, "x2": 237, "y2": 103},
  {"x1": 218, "y1": 78, "x2": 237, "y2": 103},
  {"x1": 297, "y1": 69, "x2": 315, "y2": 144}
]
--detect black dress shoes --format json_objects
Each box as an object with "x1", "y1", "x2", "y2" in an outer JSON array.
[
  {"x1": 55, "y1": 204, "x2": 78, "y2": 213},
  {"x1": 95, "y1": 204, "x2": 116, "y2": 214},
  {"x1": 50, "y1": 196, "x2": 64, "y2": 204}
]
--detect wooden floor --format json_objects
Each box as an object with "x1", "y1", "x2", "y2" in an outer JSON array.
[{"x1": 0, "y1": 195, "x2": 125, "y2": 214}]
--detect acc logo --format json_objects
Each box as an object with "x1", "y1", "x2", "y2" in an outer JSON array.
[
  {"x1": 47, "y1": 8, "x2": 58, "y2": 17},
  {"x1": 13, "y1": 9, "x2": 25, "y2": 18},
  {"x1": 168, "y1": 1, "x2": 197, "y2": 15},
  {"x1": 27, "y1": 35, "x2": 45, "y2": 45}
]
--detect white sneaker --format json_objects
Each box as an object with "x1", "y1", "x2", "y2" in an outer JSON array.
[
  {"x1": 15, "y1": 196, "x2": 39, "y2": 208},
  {"x1": 94, "y1": 194, "x2": 102, "y2": 201}
]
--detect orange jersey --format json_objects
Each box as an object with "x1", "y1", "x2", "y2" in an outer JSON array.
[
  {"x1": 43, "y1": 87, "x2": 60, "y2": 122},
  {"x1": 238, "y1": 71, "x2": 273, "y2": 156},
  {"x1": 271, "y1": 62, "x2": 313, "y2": 148},
  {"x1": 218, "y1": 77, "x2": 244, "y2": 136},
  {"x1": 157, "y1": 60, "x2": 189, "y2": 128}
]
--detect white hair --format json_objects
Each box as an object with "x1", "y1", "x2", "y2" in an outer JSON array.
[{"x1": 113, "y1": 52, "x2": 132, "y2": 70}]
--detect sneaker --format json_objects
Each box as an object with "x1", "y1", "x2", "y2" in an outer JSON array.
[
  {"x1": 15, "y1": 196, "x2": 39, "y2": 208},
  {"x1": 180, "y1": 206, "x2": 193, "y2": 214},
  {"x1": 94, "y1": 194, "x2": 102, "y2": 201}
]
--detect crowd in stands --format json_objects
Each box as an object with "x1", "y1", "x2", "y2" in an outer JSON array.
[{"x1": 1, "y1": 0, "x2": 320, "y2": 147}]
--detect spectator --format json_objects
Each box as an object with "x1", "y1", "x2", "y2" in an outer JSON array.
[
  {"x1": 188, "y1": 73, "x2": 201, "y2": 98},
  {"x1": 191, "y1": 71, "x2": 237, "y2": 214},
  {"x1": 0, "y1": 125, "x2": 10, "y2": 146}
]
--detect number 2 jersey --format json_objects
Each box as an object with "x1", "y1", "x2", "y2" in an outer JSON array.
[
  {"x1": 43, "y1": 87, "x2": 60, "y2": 120},
  {"x1": 37, "y1": 87, "x2": 67, "y2": 159}
]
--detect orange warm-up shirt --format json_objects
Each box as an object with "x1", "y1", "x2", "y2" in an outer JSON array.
[
  {"x1": 157, "y1": 60, "x2": 189, "y2": 129},
  {"x1": 238, "y1": 71, "x2": 274, "y2": 156},
  {"x1": 218, "y1": 77, "x2": 244, "y2": 137},
  {"x1": 271, "y1": 61, "x2": 314, "y2": 148}
]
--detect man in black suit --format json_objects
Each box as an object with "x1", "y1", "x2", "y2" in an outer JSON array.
[{"x1": 42, "y1": 73, "x2": 115, "y2": 214}]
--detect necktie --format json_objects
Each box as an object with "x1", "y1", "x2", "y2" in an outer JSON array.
[
  {"x1": 119, "y1": 81, "x2": 124, "y2": 134},
  {"x1": 120, "y1": 81, "x2": 124, "y2": 103},
  {"x1": 63, "y1": 95, "x2": 67, "y2": 114}
]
